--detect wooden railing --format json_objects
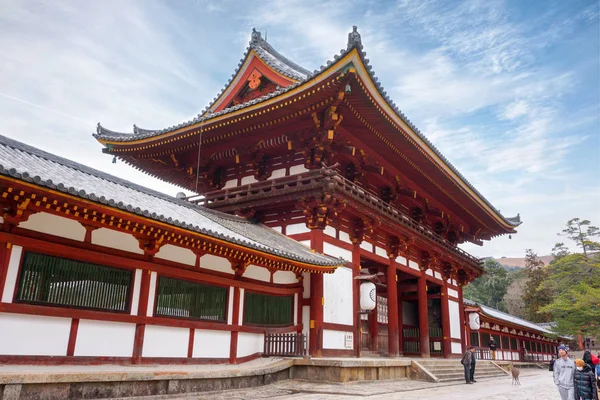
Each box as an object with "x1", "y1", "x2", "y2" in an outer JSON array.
[
  {"x1": 193, "y1": 169, "x2": 482, "y2": 267},
  {"x1": 263, "y1": 333, "x2": 306, "y2": 357}
]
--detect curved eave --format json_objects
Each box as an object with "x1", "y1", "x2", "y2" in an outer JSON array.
[{"x1": 95, "y1": 43, "x2": 519, "y2": 232}]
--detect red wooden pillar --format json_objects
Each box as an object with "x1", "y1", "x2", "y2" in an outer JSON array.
[
  {"x1": 133, "y1": 270, "x2": 151, "y2": 364},
  {"x1": 229, "y1": 286, "x2": 241, "y2": 363},
  {"x1": 440, "y1": 284, "x2": 451, "y2": 358},
  {"x1": 458, "y1": 285, "x2": 467, "y2": 354},
  {"x1": 387, "y1": 260, "x2": 399, "y2": 357},
  {"x1": 418, "y1": 272, "x2": 430, "y2": 358},
  {"x1": 352, "y1": 243, "x2": 361, "y2": 357},
  {"x1": 309, "y1": 229, "x2": 324, "y2": 357}
]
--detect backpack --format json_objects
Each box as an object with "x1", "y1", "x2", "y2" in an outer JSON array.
[{"x1": 596, "y1": 363, "x2": 600, "y2": 377}]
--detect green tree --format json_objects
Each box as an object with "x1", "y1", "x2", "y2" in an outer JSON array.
[
  {"x1": 550, "y1": 242, "x2": 570, "y2": 261},
  {"x1": 521, "y1": 249, "x2": 553, "y2": 322},
  {"x1": 464, "y1": 258, "x2": 510, "y2": 311},
  {"x1": 559, "y1": 218, "x2": 600, "y2": 259},
  {"x1": 538, "y1": 253, "x2": 600, "y2": 338}
]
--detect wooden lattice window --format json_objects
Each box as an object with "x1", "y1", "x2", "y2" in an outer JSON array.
[
  {"x1": 510, "y1": 337, "x2": 518, "y2": 350},
  {"x1": 470, "y1": 332, "x2": 480, "y2": 347},
  {"x1": 502, "y1": 335, "x2": 510, "y2": 349},
  {"x1": 16, "y1": 251, "x2": 132, "y2": 312},
  {"x1": 243, "y1": 292, "x2": 293, "y2": 326},
  {"x1": 155, "y1": 277, "x2": 227, "y2": 321}
]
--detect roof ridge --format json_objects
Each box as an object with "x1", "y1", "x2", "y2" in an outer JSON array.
[{"x1": 249, "y1": 28, "x2": 311, "y2": 76}]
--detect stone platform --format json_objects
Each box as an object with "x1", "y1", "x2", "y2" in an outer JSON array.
[{"x1": 0, "y1": 357, "x2": 543, "y2": 400}]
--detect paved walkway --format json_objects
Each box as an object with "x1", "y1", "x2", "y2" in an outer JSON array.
[{"x1": 107, "y1": 370, "x2": 560, "y2": 400}]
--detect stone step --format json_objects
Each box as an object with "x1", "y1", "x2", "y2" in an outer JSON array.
[{"x1": 434, "y1": 371, "x2": 507, "y2": 379}]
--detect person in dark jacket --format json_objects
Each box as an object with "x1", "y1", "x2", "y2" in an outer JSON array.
[
  {"x1": 461, "y1": 346, "x2": 476, "y2": 384},
  {"x1": 489, "y1": 338, "x2": 497, "y2": 360},
  {"x1": 584, "y1": 350, "x2": 599, "y2": 368},
  {"x1": 574, "y1": 358, "x2": 598, "y2": 400},
  {"x1": 550, "y1": 356, "x2": 556, "y2": 372}
]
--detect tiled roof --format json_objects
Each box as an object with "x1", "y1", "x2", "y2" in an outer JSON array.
[
  {"x1": 464, "y1": 298, "x2": 553, "y2": 335},
  {"x1": 0, "y1": 134, "x2": 344, "y2": 268},
  {"x1": 93, "y1": 26, "x2": 521, "y2": 229}
]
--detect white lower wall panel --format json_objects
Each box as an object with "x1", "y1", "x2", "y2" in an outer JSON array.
[
  {"x1": 237, "y1": 332, "x2": 264, "y2": 357},
  {"x1": 0, "y1": 313, "x2": 70, "y2": 355},
  {"x1": 323, "y1": 329, "x2": 352, "y2": 350},
  {"x1": 142, "y1": 326, "x2": 188, "y2": 358},
  {"x1": 74, "y1": 320, "x2": 135, "y2": 357},
  {"x1": 193, "y1": 330, "x2": 230, "y2": 358},
  {"x1": 302, "y1": 305, "x2": 310, "y2": 344},
  {"x1": 323, "y1": 242, "x2": 352, "y2": 262},
  {"x1": 451, "y1": 342, "x2": 463, "y2": 354},
  {"x1": 449, "y1": 300, "x2": 461, "y2": 339},
  {"x1": 323, "y1": 267, "x2": 353, "y2": 325}
]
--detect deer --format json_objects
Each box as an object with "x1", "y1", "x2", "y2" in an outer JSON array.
[{"x1": 507, "y1": 363, "x2": 521, "y2": 385}]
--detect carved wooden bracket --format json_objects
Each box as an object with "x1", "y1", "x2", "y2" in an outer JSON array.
[
  {"x1": 441, "y1": 262, "x2": 456, "y2": 281},
  {"x1": 348, "y1": 217, "x2": 377, "y2": 244},
  {"x1": 387, "y1": 236, "x2": 400, "y2": 259},
  {"x1": 231, "y1": 260, "x2": 250, "y2": 277},
  {"x1": 3, "y1": 198, "x2": 36, "y2": 231},
  {"x1": 80, "y1": 223, "x2": 99, "y2": 243},
  {"x1": 297, "y1": 193, "x2": 346, "y2": 230},
  {"x1": 456, "y1": 268, "x2": 470, "y2": 287},
  {"x1": 137, "y1": 236, "x2": 165, "y2": 257},
  {"x1": 302, "y1": 130, "x2": 335, "y2": 170}
]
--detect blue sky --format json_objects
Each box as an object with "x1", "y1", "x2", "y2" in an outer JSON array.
[{"x1": 0, "y1": 0, "x2": 598, "y2": 258}]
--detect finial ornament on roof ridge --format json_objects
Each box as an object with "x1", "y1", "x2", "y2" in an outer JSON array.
[
  {"x1": 347, "y1": 25, "x2": 362, "y2": 50},
  {"x1": 251, "y1": 28, "x2": 262, "y2": 44}
]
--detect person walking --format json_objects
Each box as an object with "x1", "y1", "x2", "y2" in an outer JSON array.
[
  {"x1": 489, "y1": 337, "x2": 497, "y2": 361},
  {"x1": 550, "y1": 356, "x2": 556, "y2": 372},
  {"x1": 584, "y1": 350, "x2": 599, "y2": 368},
  {"x1": 461, "y1": 346, "x2": 476, "y2": 384},
  {"x1": 573, "y1": 358, "x2": 598, "y2": 400},
  {"x1": 554, "y1": 345, "x2": 576, "y2": 400}
]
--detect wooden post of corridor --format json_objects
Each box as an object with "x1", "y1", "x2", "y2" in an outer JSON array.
[
  {"x1": 418, "y1": 272, "x2": 431, "y2": 358},
  {"x1": 387, "y1": 258, "x2": 399, "y2": 357}
]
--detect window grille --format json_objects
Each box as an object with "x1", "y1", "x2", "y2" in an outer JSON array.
[
  {"x1": 16, "y1": 251, "x2": 132, "y2": 312},
  {"x1": 155, "y1": 276, "x2": 227, "y2": 321},
  {"x1": 470, "y1": 332, "x2": 480, "y2": 346},
  {"x1": 243, "y1": 292, "x2": 293, "y2": 326},
  {"x1": 377, "y1": 295, "x2": 388, "y2": 324},
  {"x1": 510, "y1": 337, "x2": 518, "y2": 350},
  {"x1": 502, "y1": 335, "x2": 510, "y2": 349}
]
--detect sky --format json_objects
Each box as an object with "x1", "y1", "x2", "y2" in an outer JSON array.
[{"x1": 0, "y1": 0, "x2": 598, "y2": 259}]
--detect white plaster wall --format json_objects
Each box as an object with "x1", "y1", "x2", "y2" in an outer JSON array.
[
  {"x1": 375, "y1": 246, "x2": 387, "y2": 258},
  {"x1": 449, "y1": 300, "x2": 461, "y2": 339},
  {"x1": 155, "y1": 244, "x2": 196, "y2": 266},
  {"x1": 434, "y1": 271, "x2": 442, "y2": 280},
  {"x1": 243, "y1": 265, "x2": 270, "y2": 282},
  {"x1": 130, "y1": 269, "x2": 142, "y2": 315},
  {"x1": 323, "y1": 267, "x2": 353, "y2": 325},
  {"x1": 323, "y1": 330, "x2": 352, "y2": 350},
  {"x1": 426, "y1": 270, "x2": 433, "y2": 276},
  {"x1": 227, "y1": 287, "x2": 235, "y2": 325},
  {"x1": 193, "y1": 330, "x2": 230, "y2": 358},
  {"x1": 241, "y1": 175, "x2": 257, "y2": 185},
  {"x1": 273, "y1": 271, "x2": 297, "y2": 284},
  {"x1": 74, "y1": 320, "x2": 135, "y2": 357},
  {"x1": 287, "y1": 223, "x2": 310, "y2": 235},
  {"x1": 19, "y1": 212, "x2": 86, "y2": 241},
  {"x1": 142, "y1": 325, "x2": 188, "y2": 358},
  {"x1": 237, "y1": 332, "x2": 264, "y2": 357},
  {"x1": 409, "y1": 260, "x2": 420, "y2": 271},
  {"x1": 302, "y1": 305, "x2": 310, "y2": 344},
  {"x1": 396, "y1": 256, "x2": 407, "y2": 266},
  {"x1": 200, "y1": 254, "x2": 233, "y2": 275},
  {"x1": 1, "y1": 245, "x2": 22, "y2": 303},
  {"x1": 302, "y1": 273, "x2": 310, "y2": 299},
  {"x1": 0, "y1": 313, "x2": 70, "y2": 355},
  {"x1": 324, "y1": 226, "x2": 336, "y2": 238},
  {"x1": 146, "y1": 272, "x2": 157, "y2": 317},
  {"x1": 271, "y1": 168, "x2": 286, "y2": 179},
  {"x1": 223, "y1": 179, "x2": 238, "y2": 189},
  {"x1": 448, "y1": 288, "x2": 459, "y2": 298},
  {"x1": 360, "y1": 241, "x2": 372, "y2": 252},
  {"x1": 92, "y1": 228, "x2": 143, "y2": 254},
  {"x1": 452, "y1": 342, "x2": 463, "y2": 354},
  {"x1": 238, "y1": 289, "x2": 245, "y2": 325},
  {"x1": 339, "y1": 231, "x2": 351, "y2": 244},
  {"x1": 323, "y1": 243, "x2": 352, "y2": 263},
  {"x1": 289, "y1": 165, "x2": 309, "y2": 175},
  {"x1": 294, "y1": 293, "x2": 298, "y2": 325}
]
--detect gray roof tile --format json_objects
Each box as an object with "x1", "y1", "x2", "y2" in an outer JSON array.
[{"x1": 0, "y1": 134, "x2": 343, "y2": 268}]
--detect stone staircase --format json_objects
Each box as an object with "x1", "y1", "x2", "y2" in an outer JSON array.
[{"x1": 416, "y1": 359, "x2": 509, "y2": 383}]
